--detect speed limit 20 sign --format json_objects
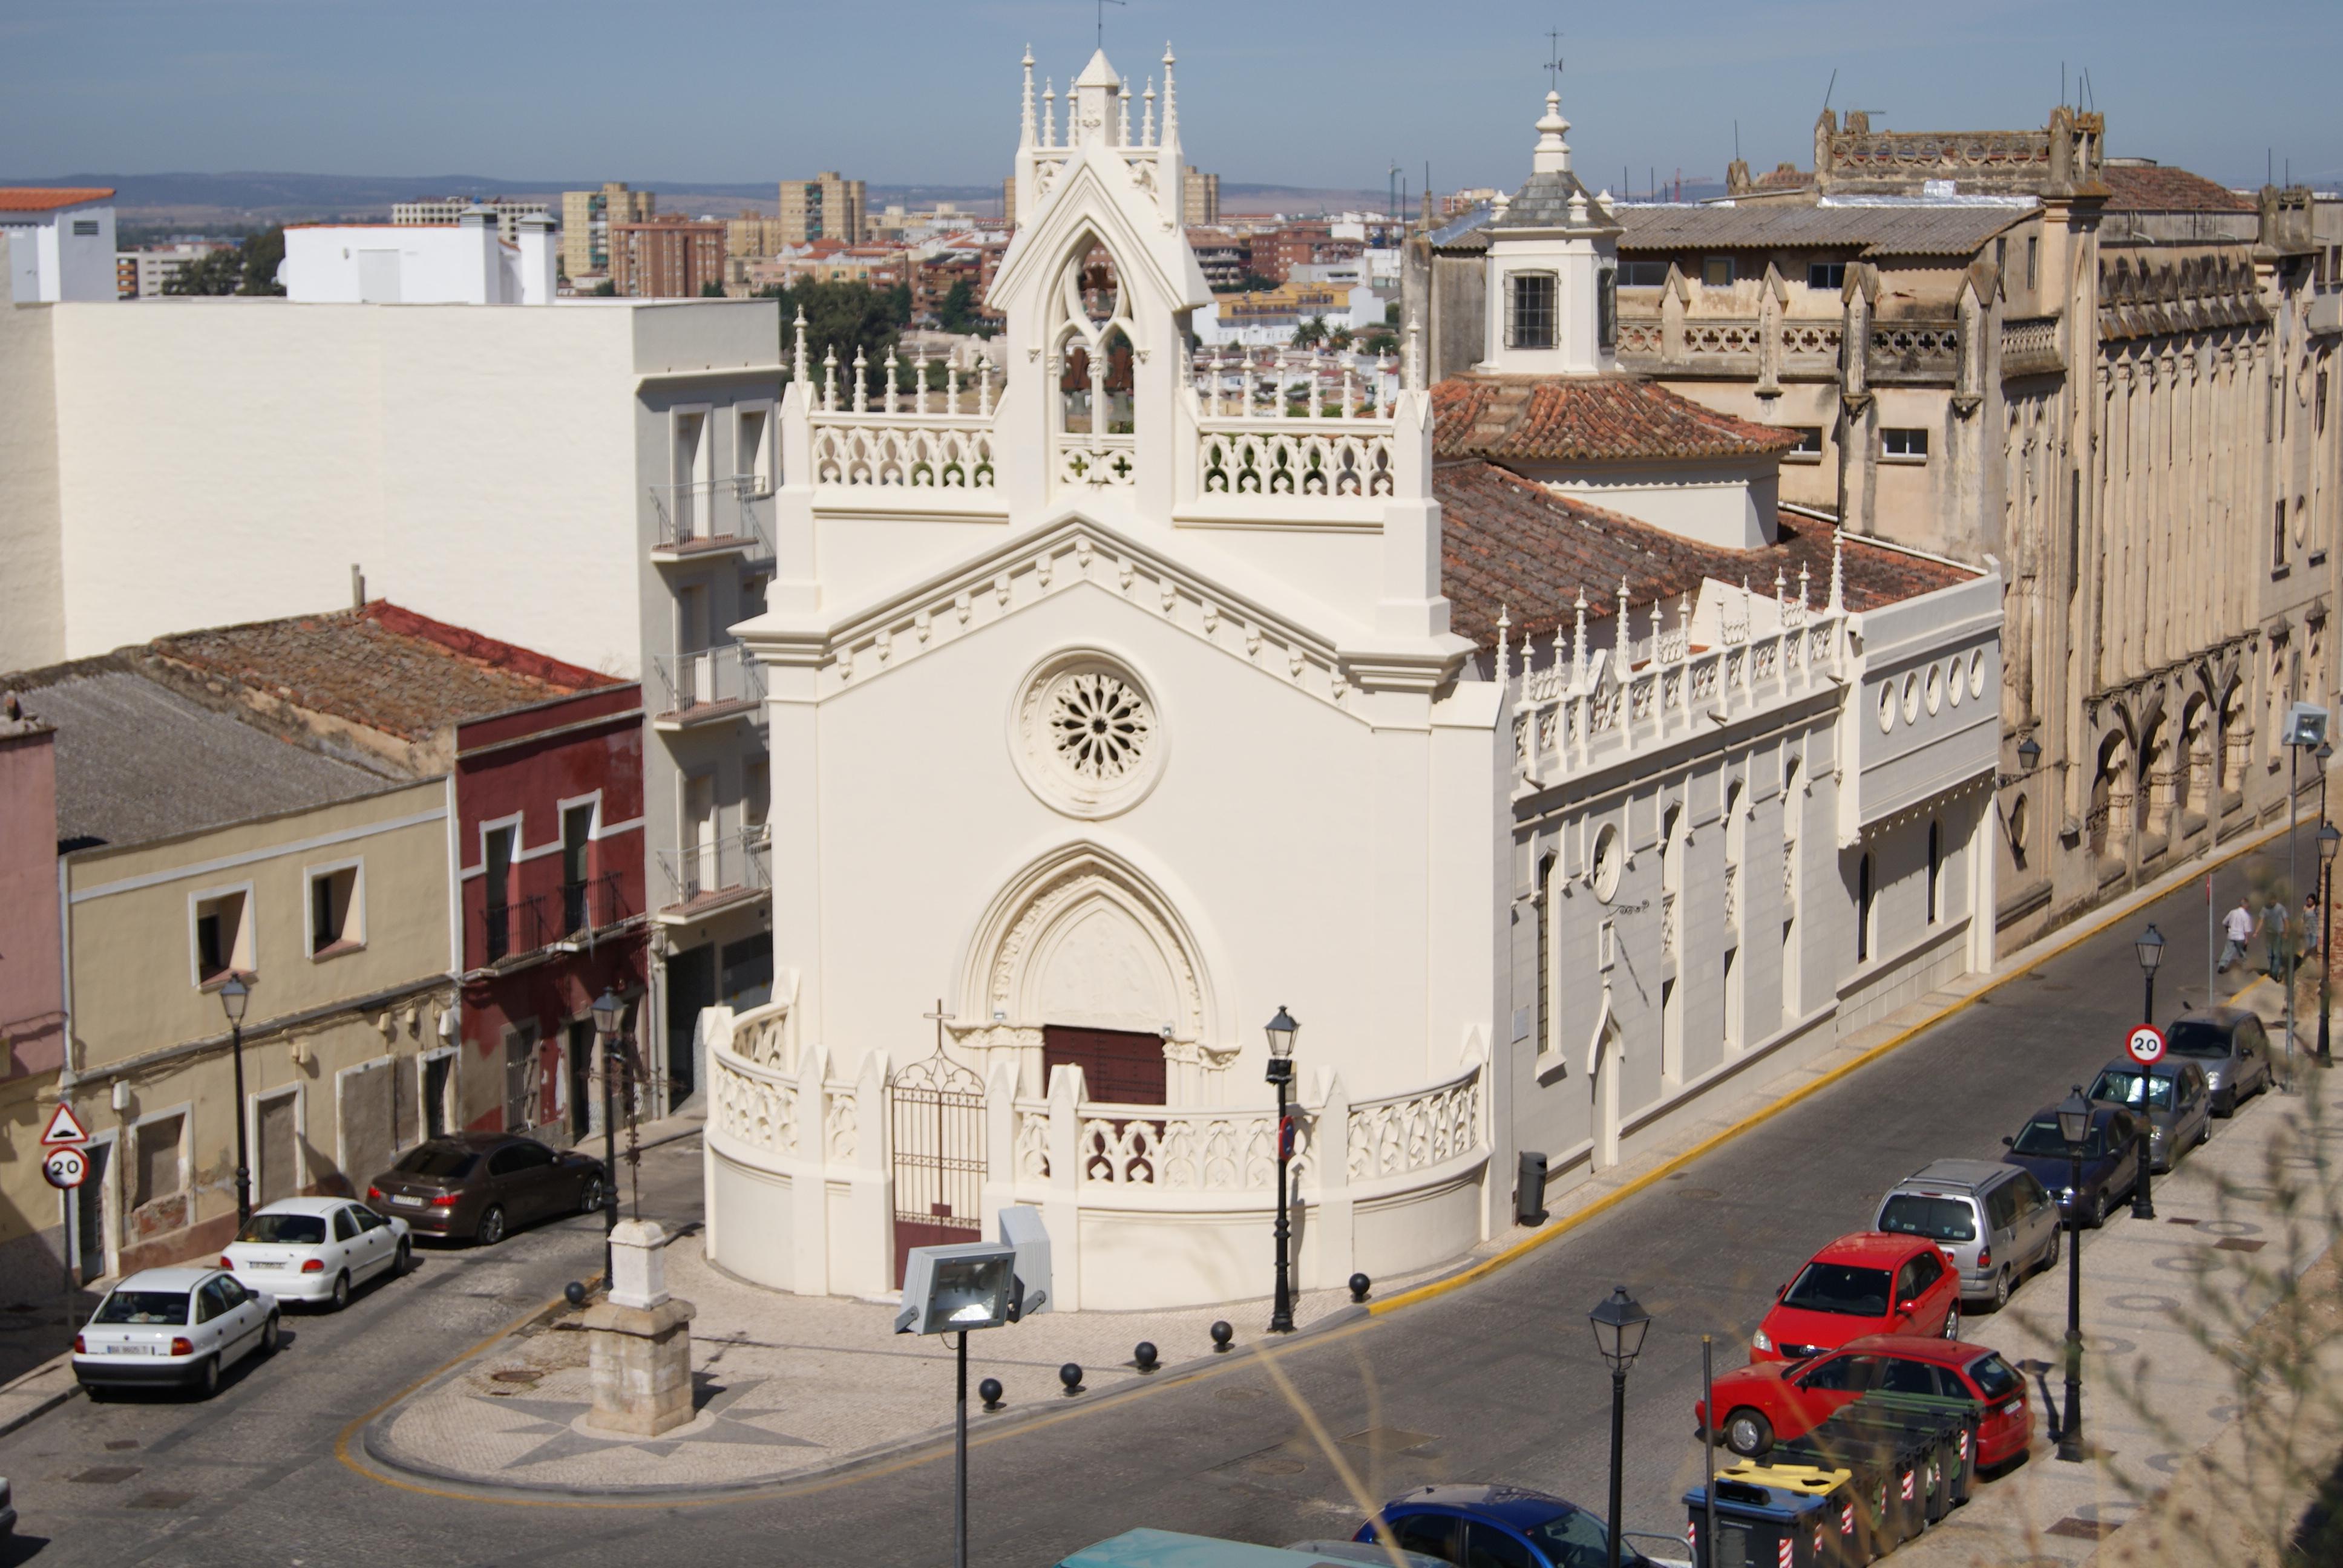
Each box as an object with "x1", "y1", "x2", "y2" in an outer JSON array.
[
  {"x1": 43, "y1": 1146, "x2": 88, "y2": 1190},
  {"x1": 2126, "y1": 1024, "x2": 2167, "y2": 1067}
]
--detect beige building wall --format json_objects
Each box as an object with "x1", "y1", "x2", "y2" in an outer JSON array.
[
  {"x1": 778, "y1": 173, "x2": 865, "y2": 245},
  {"x1": 0, "y1": 304, "x2": 65, "y2": 670},
  {"x1": 1182, "y1": 166, "x2": 1219, "y2": 226},
  {"x1": 61, "y1": 780, "x2": 454, "y2": 1275}
]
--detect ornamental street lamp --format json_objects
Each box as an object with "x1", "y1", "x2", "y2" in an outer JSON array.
[
  {"x1": 1264, "y1": 1006, "x2": 1299, "y2": 1334},
  {"x1": 591, "y1": 987, "x2": 624, "y2": 1284},
  {"x1": 2320, "y1": 820, "x2": 2339, "y2": 1069},
  {"x1": 1588, "y1": 1285, "x2": 1653, "y2": 1568},
  {"x1": 2056, "y1": 1086, "x2": 2091, "y2": 1463},
  {"x1": 219, "y1": 974, "x2": 253, "y2": 1225},
  {"x1": 2132, "y1": 925, "x2": 2164, "y2": 1221}
]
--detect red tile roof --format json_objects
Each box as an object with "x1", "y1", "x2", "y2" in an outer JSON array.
[
  {"x1": 1433, "y1": 375, "x2": 1801, "y2": 466},
  {"x1": 0, "y1": 187, "x2": 114, "y2": 211},
  {"x1": 1435, "y1": 460, "x2": 1978, "y2": 650},
  {"x1": 2102, "y1": 164, "x2": 2252, "y2": 214},
  {"x1": 148, "y1": 602, "x2": 618, "y2": 742}
]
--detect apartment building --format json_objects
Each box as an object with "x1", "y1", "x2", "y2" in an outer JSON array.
[
  {"x1": 778, "y1": 172, "x2": 866, "y2": 245},
  {"x1": 560, "y1": 181, "x2": 656, "y2": 279},
  {"x1": 392, "y1": 197, "x2": 549, "y2": 243},
  {"x1": 1182, "y1": 166, "x2": 1221, "y2": 225},
  {"x1": 0, "y1": 293, "x2": 782, "y2": 1113},
  {"x1": 116, "y1": 243, "x2": 229, "y2": 299},
  {"x1": 727, "y1": 216, "x2": 788, "y2": 258},
  {"x1": 611, "y1": 215, "x2": 726, "y2": 298}
]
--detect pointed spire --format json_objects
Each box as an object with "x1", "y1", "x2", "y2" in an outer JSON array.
[
  {"x1": 1572, "y1": 586, "x2": 1590, "y2": 688},
  {"x1": 1827, "y1": 526, "x2": 1846, "y2": 613},
  {"x1": 1616, "y1": 578, "x2": 1632, "y2": 664},
  {"x1": 1019, "y1": 46, "x2": 1037, "y2": 148},
  {"x1": 1797, "y1": 562, "x2": 1811, "y2": 612},
  {"x1": 791, "y1": 307, "x2": 809, "y2": 384},
  {"x1": 851, "y1": 345, "x2": 868, "y2": 413},
  {"x1": 1533, "y1": 89, "x2": 1573, "y2": 174},
  {"x1": 913, "y1": 343, "x2": 929, "y2": 415},
  {"x1": 883, "y1": 347, "x2": 901, "y2": 414},
  {"x1": 1142, "y1": 76, "x2": 1156, "y2": 146},
  {"x1": 1775, "y1": 566, "x2": 1788, "y2": 615},
  {"x1": 1650, "y1": 598, "x2": 1665, "y2": 655},
  {"x1": 1404, "y1": 311, "x2": 1423, "y2": 390},
  {"x1": 822, "y1": 342, "x2": 838, "y2": 411},
  {"x1": 1160, "y1": 43, "x2": 1178, "y2": 145},
  {"x1": 1043, "y1": 77, "x2": 1057, "y2": 148},
  {"x1": 1118, "y1": 76, "x2": 1132, "y2": 145},
  {"x1": 977, "y1": 347, "x2": 995, "y2": 416},
  {"x1": 1496, "y1": 604, "x2": 1513, "y2": 680},
  {"x1": 1678, "y1": 592, "x2": 1693, "y2": 648}
]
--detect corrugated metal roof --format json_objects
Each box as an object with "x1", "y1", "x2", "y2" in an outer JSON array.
[{"x1": 1615, "y1": 202, "x2": 2031, "y2": 256}]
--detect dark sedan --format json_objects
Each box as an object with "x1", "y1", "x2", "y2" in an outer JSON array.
[
  {"x1": 2163, "y1": 1007, "x2": 2277, "y2": 1116},
  {"x1": 1357, "y1": 1484, "x2": 1662, "y2": 1568},
  {"x1": 2001, "y1": 1102, "x2": 2141, "y2": 1228},
  {"x1": 366, "y1": 1134, "x2": 605, "y2": 1246}
]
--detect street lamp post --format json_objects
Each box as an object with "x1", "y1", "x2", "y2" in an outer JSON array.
[
  {"x1": 591, "y1": 988, "x2": 624, "y2": 1285},
  {"x1": 1264, "y1": 1007, "x2": 1299, "y2": 1334},
  {"x1": 1588, "y1": 1285, "x2": 1653, "y2": 1568},
  {"x1": 219, "y1": 975, "x2": 253, "y2": 1225},
  {"x1": 2132, "y1": 926, "x2": 2163, "y2": 1221},
  {"x1": 2320, "y1": 820, "x2": 2339, "y2": 1070},
  {"x1": 2056, "y1": 1086, "x2": 2091, "y2": 1462}
]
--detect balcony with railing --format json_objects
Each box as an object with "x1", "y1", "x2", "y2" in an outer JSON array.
[
  {"x1": 1182, "y1": 346, "x2": 1401, "y2": 523},
  {"x1": 649, "y1": 475, "x2": 773, "y2": 563},
  {"x1": 650, "y1": 642, "x2": 765, "y2": 731},
  {"x1": 479, "y1": 872, "x2": 634, "y2": 970},
  {"x1": 656, "y1": 828, "x2": 770, "y2": 924},
  {"x1": 796, "y1": 313, "x2": 1006, "y2": 514}
]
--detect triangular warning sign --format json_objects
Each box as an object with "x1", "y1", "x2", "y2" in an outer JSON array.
[{"x1": 41, "y1": 1102, "x2": 90, "y2": 1146}]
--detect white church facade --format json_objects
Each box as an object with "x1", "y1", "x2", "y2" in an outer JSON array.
[{"x1": 700, "y1": 52, "x2": 2002, "y2": 1312}]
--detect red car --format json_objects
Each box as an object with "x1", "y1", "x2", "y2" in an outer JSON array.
[
  {"x1": 1695, "y1": 1334, "x2": 2034, "y2": 1469},
  {"x1": 1749, "y1": 1231, "x2": 1962, "y2": 1365}
]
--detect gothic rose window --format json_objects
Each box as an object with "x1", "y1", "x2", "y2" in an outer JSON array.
[
  {"x1": 1014, "y1": 651, "x2": 1166, "y2": 818},
  {"x1": 1049, "y1": 669, "x2": 1151, "y2": 782}
]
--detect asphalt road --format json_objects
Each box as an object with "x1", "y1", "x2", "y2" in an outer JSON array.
[{"x1": 0, "y1": 823, "x2": 2324, "y2": 1568}]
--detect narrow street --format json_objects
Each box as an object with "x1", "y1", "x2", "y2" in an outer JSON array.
[{"x1": 0, "y1": 825, "x2": 2325, "y2": 1567}]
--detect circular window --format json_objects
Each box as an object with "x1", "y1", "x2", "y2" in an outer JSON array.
[
  {"x1": 1947, "y1": 658, "x2": 1963, "y2": 708},
  {"x1": 1902, "y1": 673, "x2": 1921, "y2": 724},
  {"x1": 1878, "y1": 684, "x2": 1896, "y2": 732},
  {"x1": 1011, "y1": 649, "x2": 1165, "y2": 818},
  {"x1": 2009, "y1": 791, "x2": 2031, "y2": 859},
  {"x1": 1592, "y1": 824, "x2": 1623, "y2": 903},
  {"x1": 1925, "y1": 665, "x2": 1944, "y2": 716},
  {"x1": 1968, "y1": 648, "x2": 1986, "y2": 699}
]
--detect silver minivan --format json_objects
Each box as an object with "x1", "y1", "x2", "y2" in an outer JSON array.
[{"x1": 1873, "y1": 1158, "x2": 2060, "y2": 1311}]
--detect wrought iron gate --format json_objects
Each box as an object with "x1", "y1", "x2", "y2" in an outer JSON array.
[{"x1": 890, "y1": 1050, "x2": 986, "y2": 1286}]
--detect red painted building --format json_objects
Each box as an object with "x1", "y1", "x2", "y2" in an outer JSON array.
[{"x1": 454, "y1": 684, "x2": 650, "y2": 1142}]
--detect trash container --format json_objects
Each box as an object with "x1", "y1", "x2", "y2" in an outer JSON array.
[
  {"x1": 1713, "y1": 1462, "x2": 1866, "y2": 1568},
  {"x1": 1682, "y1": 1473, "x2": 1833, "y2": 1568},
  {"x1": 1827, "y1": 1400, "x2": 1967, "y2": 1523},
  {"x1": 1855, "y1": 1391, "x2": 1979, "y2": 1507},
  {"x1": 1779, "y1": 1417, "x2": 1932, "y2": 1554}
]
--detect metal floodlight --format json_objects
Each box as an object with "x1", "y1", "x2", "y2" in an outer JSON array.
[
  {"x1": 2321, "y1": 823, "x2": 2342, "y2": 865},
  {"x1": 2134, "y1": 924, "x2": 2165, "y2": 976},
  {"x1": 1587, "y1": 1284, "x2": 1652, "y2": 1374},
  {"x1": 218, "y1": 972, "x2": 251, "y2": 1025},
  {"x1": 2016, "y1": 735, "x2": 2042, "y2": 771},
  {"x1": 2283, "y1": 702, "x2": 2331, "y2": 750},
  {"x1": 893, "y1": 1241, "x2": 1017, "y2": 1336},
  {"x1": 2056, "y1": 1085, "x2": 2093, "y2": 1148},
  {"x1": 591, "y1": 987, "x2": 623, "y2": 1037},
  {"x1": 997, "y1": 1206, "x2": 1054, "y2": 1321}
]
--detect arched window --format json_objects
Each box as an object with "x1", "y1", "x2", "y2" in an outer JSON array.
[
  {"x1": 1857, "y1": 852, "x2": 1874, "y2": 962},
  {"x1": 1535, "y1": 852, "x2": 1555, "y2": 1057},
  {"x1": 1054, "y1": 238, "x2": 1136, "y2": 445}
]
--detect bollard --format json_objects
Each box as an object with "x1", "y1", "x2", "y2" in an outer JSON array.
[
  {"x1": 1134, "y1": 1341, "x2": 1159, "y2": 1373},
  {"x1": 1348, "y1": 1273, "x2": 1372, "y2": 1304},
  {"x1": 978, "y1": 1377, "x2": 1004, "y2": 1411},
  {"x1": 1210, "y1": 1320, "x2": 1234, "y2": 1353},
  {"x1": 1059, "y1": 1362, "x2": 1085, "y2": 1396},
  {"x1": 563, "y1": 1281, "x2": 587, "y2": 1309}
]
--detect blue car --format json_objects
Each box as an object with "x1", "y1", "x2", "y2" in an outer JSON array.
[
  {"x1": 2001, "y1": 1100, "x2": 2143, "y2": 1229},
  {"x1": 1357, "y1": 1484, "x2": 1663, "y2": 1568}
]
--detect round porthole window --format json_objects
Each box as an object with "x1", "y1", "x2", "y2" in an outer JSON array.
[
  {"x1": 1947, "y1": 658, "x2": 1963, "y2": 708},
  {"x1": 1011, "y1": 648, "x2": 1165, "y2": 818},
  {"x1": 1878, "y1": 683, "x2": 1896, "y2": 732},
  {"x1": 1902, "y1": 673, "x2": 1921, "y2": 724},
  {"x1": 1925, "y1": 665, "x2": 1944, "y2": 716},
  {"x1": 1592, "y1": 824, "x2": 1623, "y2": 903},
  {"x1": 1968, "y1": 648, "x2": 1987, "y2": 699}
]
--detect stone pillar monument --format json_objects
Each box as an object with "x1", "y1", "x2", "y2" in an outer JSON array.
[{"x1": 582, "y1": 1218, "x2": 696, "y2": 1436}]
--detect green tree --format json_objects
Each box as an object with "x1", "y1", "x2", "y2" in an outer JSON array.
[
  {"x1": 1328, "y1": 325, "x2": 1355, "y2": 352},
  {"x1": 1291, "y1": 315, "x2": 1329, "y2": 349},
  {"x1": 591, "y1": 279, "x2": 618, "y2": 297},
  {"x1": 165, "y1": 227, "x2": 289, "y2": 296},
  {"x1": 937, "y1": 278, "x2": 979, "y2": 334},
  {"x1": 767, "y1": 279, "x2": 906, "y2": 399},
  {"x1": 700, "y1": 280, "x2": 726, "y2": 297},
  {"x1": 885, "y1": 279, "x2": 913, "y2": 327},
  {"x1": 1360, "y1": 327, "x2": 1399, "y2": 358},
  {"x1": 237, "y1": 226, "x2": 286, "y2": 296}
]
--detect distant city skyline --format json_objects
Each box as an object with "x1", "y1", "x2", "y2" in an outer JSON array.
[{"x1": 4, "y1": 0, "x2": 2338, "y2": 197}]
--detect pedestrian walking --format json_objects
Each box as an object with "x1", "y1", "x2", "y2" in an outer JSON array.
[
  {"x1": 2264, "y1": 895, "x2": 2293, "y2": 978},
  {"x1": 2305, "y1": 892, "x2": 2322, "y2": 959},
  {"x1": 2220, "y1": 897, "x2": 2255, "y2": 972}
]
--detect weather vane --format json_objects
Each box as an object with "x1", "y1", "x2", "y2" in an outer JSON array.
[
  {"x1": 1545, "y1": 27, "x2": 1565, "y2": 91},
  {"x1": 1097, "y1": 0, "x2": 1126, "y2": 49}
]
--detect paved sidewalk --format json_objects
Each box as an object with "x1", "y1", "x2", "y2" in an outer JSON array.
[{"x1": 1889, "y1": 1044, "x2": 2339, "y2": 1567}]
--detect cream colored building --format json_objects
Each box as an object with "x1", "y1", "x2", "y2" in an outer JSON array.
[
  {"x1": 391, "y1": 197, "x2": 548, "y2": 244},
  {"x1": 778, "y1": 172, "x2": 865, "y2": 245},
  {"x1": 560, "y1": 181, "x2": 655, "y2": 279},
  {"x1": 14, "y1": 653, "x2": 453, "y2": 1279}
]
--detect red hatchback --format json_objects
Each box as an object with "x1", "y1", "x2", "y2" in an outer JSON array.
[
  {"x1": 1749, "y1": 1232, "x2": 1962, "y2": 1365},
  {"x1": 1696, "y1": 1334, "x2": 2034, "y2": 1469}
]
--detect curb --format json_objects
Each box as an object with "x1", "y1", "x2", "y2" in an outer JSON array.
[{"x1": 0, "y1": 1364, "x2": 80, "y2": 1440}]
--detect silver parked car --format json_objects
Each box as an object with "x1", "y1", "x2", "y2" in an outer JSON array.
[
  {"x1": 2087, "y1": 1057, "x2": 2212, "y2": 1171},
  {"x1": 1873, "y1": 1158, "x2": 2060, "y2": 1312},
  {"x1": 2162, "y1": 1007, "x2": 2276, "y2": 1117}
]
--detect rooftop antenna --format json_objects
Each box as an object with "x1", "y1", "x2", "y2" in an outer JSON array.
[
  {"x1": 1821, "y1": 68, "x2": 1837, "y2": 114},
  {"x1": 1544, "y1": 28, "x2": 1565, "y2": 92},
  {"x1": 2060, "y1": 61, "x2": 2066, "y2": 108},
  {"x1": 1734, "y1": 120, "x2": 1742, "y2": 162},
  {"x1": 1095, "y1": 0, "x2": 1124, "y2": 48},
  {"x1": 2082, "y1": 68, "x2": 2094, "y2": 111}
]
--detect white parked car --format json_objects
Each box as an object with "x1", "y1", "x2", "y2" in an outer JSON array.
[
  {"x1": 220, "y1": 1197, "x2": 409, "y2": 1309},
  {"x1": 73, "y1": 1266, "x2": 277, "y2": 1399}
]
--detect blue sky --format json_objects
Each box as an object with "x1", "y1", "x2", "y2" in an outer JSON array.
[{"x1": 4, "y1": 0, "x2": 2337, "y2": 195}]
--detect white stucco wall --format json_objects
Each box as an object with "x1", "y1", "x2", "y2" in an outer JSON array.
[
  {"x1": 0, "y1": 304, "x2": 65, "y2": 669},
  {"x1": 4, "y1": 202, "x2": 116, "y2": 304}
]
